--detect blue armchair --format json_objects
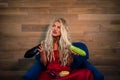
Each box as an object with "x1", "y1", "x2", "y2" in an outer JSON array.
[{"x1": 23, "y1": 42, "x2": 104, "y2": 80}]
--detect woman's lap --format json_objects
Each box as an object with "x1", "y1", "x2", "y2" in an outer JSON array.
[{"x1": 37, "y1": 68, "x2": 94, "y2": 80}]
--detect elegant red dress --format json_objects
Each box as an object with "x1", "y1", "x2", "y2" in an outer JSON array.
[{"x1": 37, "y1": 50, "x2": 94, "y2": 80}]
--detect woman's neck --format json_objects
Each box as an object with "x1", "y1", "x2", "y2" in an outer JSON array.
[{"x1": 53, "y1": 37, "x2": 60, "y2": 50}]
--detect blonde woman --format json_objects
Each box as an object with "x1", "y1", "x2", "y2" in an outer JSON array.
[{"x1": 37, "y1": 18, "x2": 94, "y2": 80}]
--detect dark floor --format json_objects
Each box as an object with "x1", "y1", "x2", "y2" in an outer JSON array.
[{"x1": 0, "y1": 58, "x2": 120, "y2": 80}]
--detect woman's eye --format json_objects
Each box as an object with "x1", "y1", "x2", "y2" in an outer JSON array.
[
  {"x1": 52, "y1": 24, "x2": 56, "y2": 27},
  {"x1": 57, "y1": 26, "x2": 60, "y2": 29}
]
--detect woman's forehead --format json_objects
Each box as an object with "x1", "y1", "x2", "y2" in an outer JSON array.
[{"x1": 54, "y1": 21, "x2": 61, "y2": 26}]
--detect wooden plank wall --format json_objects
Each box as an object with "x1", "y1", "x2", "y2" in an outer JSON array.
[{"x1": 0, "y1": 0, "x2": 120, "y2": 80}]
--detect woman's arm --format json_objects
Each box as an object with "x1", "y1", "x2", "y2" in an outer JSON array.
[
  {"x1": 39, "y1": 51, "x2": 47, "y2": 66},
  {"x1": 37, "y1": 41, "x2": 47, "y2": 66}
]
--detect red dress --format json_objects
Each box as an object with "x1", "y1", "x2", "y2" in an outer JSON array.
[{"x1": 37, "y1": 50, "x2": 94, "y2": 80}]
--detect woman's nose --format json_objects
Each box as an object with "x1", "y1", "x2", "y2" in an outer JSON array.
[
  {"x1": 54, "y1": 26, "x2": 57, "y2": 30},
  {"x1": 53, "y1": 28, "x2": 56, "y2": 31}
]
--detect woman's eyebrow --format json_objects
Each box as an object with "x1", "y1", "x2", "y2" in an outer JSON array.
[{"x1": 52, "y1": 24, "x2": 56, "y2": 26}]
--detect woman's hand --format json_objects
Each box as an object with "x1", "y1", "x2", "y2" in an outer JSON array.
[{"x1": 38, "y1": 41, "x2": 45, "y2": 55}]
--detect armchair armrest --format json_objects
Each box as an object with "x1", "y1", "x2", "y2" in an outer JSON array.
[
  {"x1": 70, "y1": 42, "x2": 89, "y2": 69},
  {"x1": 23, "y1": 54, "x2": 45, "y2": 80}
]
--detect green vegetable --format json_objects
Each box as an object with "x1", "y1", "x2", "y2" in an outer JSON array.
[{"x1": 70, "y1": 45, "x2": 86, "y2": 56}]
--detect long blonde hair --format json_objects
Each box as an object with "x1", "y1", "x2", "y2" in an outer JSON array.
[{"x1": 44, "y1": 18, "x2": 72, "y2": 66}]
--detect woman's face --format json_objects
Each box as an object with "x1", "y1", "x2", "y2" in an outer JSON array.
[{"x1": 52, "y1": 21, "x2": 61, "y2": 37}]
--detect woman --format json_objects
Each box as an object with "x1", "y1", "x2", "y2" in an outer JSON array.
[{"x1": 37, "y1": 18, "x2": 94, "y2": 80}]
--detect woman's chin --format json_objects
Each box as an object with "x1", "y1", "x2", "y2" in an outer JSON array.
[{"x1": 52, "y1": 35, "x2": 60, "y2": 37}]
